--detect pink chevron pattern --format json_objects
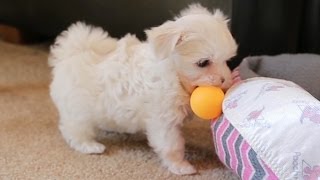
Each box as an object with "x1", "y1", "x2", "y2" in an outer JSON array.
[
  {"x1": 228, "y1": 129, "x2": 239, "y2": 171},
  {"x1": 242, "y1": 142, "x2": 254, "y2": 179},
  {"x1": 211, "y1": 116, "x2": 278, "y2": 180},
  {"x1": 215, "y1": 119, "x2": 229, "y2": 163}
]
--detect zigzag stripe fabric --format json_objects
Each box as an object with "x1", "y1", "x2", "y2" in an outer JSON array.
[{"x1": 212, "y1": 116, "x2": 278, "y2": 180}]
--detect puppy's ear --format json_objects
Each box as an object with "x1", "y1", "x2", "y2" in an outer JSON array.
[
  {"x1": 146, "y1": 21, "x2": 182, "y2": 59},
  {"x1": 175, "y1": 3, "x2": 212, "y2": 19}
]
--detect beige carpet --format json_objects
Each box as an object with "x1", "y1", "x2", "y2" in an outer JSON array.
[{"x1": 0, "y1": 41, "x2": 238, "y2": 180}]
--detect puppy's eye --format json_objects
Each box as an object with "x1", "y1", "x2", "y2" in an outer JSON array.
[{"x1": 196, "y1": 59, "x2": 211, "y2": 68}]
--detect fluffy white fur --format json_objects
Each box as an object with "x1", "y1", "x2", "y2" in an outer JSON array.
[{"x1": 49, "y1": 4, "x2": 237, "y2": 175}]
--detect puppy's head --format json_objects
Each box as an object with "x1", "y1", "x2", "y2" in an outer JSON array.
[{"x1": 146, "y1": 4, "x2": 237, "y2": 93}]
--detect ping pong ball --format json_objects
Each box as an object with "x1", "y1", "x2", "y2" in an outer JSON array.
[{"x1": 190, "y1": 86, "x2": 224, "y2": 120}]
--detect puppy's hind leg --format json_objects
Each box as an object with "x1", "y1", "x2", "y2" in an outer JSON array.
[
  {"x1": 146, "y1": 118, "x2": 197, "y2": 175},
  {"x1": 59, "y1": 119, "x2": 106, "y2": 154}
]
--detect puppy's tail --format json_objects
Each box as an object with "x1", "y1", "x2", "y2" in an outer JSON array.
[{"x1": 49, "y1": 21, "x2": 117, "y2": 67}]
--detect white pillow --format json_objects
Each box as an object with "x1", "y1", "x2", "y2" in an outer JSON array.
[{"x1": 222, "y1": 77, "x2": 320, "y2": 179}]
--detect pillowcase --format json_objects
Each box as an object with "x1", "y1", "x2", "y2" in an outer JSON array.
[{"x1": 212, "y1": 77, "x2": 320, "y2": 180}]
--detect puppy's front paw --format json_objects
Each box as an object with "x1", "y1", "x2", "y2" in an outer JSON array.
[
  {"x1": 168, "y1": 160, "x2": 197, "y2": 175},
  {"x1": 70, "y1": 141, "x2": 106, "y2": 154}
]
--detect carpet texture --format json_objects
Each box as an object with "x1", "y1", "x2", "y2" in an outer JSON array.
[{"x1": 0, "y1": 41, "x2": 238, "y2": 180}]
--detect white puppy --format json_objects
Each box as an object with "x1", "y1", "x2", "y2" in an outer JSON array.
[{"x1": 49, "y1": 4, "x2": 237, "y2": 175}]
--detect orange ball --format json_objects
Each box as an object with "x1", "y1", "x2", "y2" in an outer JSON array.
[{"x1": 190, "y1": 86, "x2": 224, "y2": 120}]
